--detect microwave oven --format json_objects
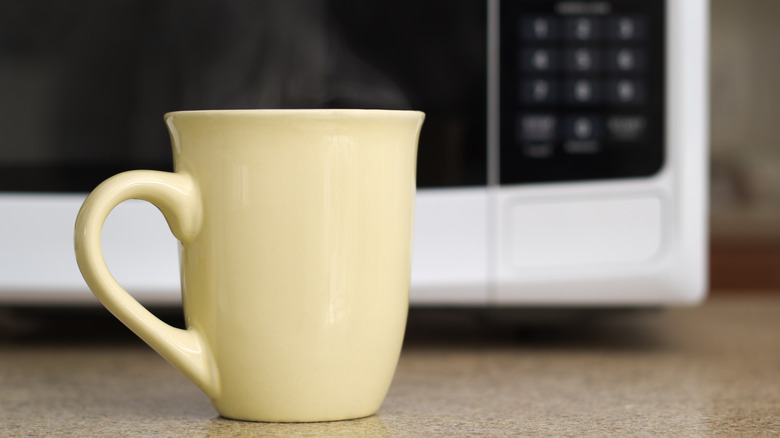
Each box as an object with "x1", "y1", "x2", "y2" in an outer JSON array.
[{"x1": 0, "y1": 0, "x2": 708, "y2": 307}]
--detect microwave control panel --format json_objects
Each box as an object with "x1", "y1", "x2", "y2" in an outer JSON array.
[{"x1": 499, "y1": 0, "x2": 665, "y2": 184}]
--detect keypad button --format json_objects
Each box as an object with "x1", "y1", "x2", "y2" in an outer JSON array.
[
  {"x1": 565, "y1": 79, "x2": 601, "y2": 104},
  {"x1": 517, "y1": 114, "x2": 558, "y2": 142},
  {"x1": 521, "y1": 48, "x2": 558, "y2": 72},
  {"x1": 521, "y1": 16, "x2": 559, "y2": 41},
  {"x1": 609, "y1": 16, "x2": 647, "y2": 41},
  {"x1": 564, "y1": 17, "x2": 602, "y2": 41},
  {"x1": 522, "y1": 143, "x2": 556, "y2": 159},
  {"x1": 607, "y1": 115, "x2": 647, "y2": 141},
  {"x1": 608, "y1": 79, "x2": 645, "y2": 104},
  {"x1": 521, "y1": 79, "x2": 558, "y2": 104},
  {"x1": 566, "y1": 116, "x2": 602, "y2": 141},
  {"x1": 564, "y1": 116, "x2": 603, "y2": 154},
  {"x1": 565, "y1": 48, "x2": 601, "y2": 73},
  {"x1": 609, "y1": 48, "x2": 646, "y2": 72}
]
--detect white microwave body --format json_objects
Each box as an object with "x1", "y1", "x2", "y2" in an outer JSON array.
[{"x1": 0, "y1": 0, "x2": 708, "y2": 307}]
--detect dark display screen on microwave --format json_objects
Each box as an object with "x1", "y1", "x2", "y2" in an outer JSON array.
[
  {"x1": 0, "y1": 0, "x2": 487, "y2": 192},
  {"x1": 499, "y1": 0, "x2": 666, "y2": 184}
]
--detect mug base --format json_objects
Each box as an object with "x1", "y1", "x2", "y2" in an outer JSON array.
[
  {"x1": 217, "y1": 412, "x2": 377, "y2": 424},
  {"x1": 214, "y1": 403, "x2": 381, "y2": 423}
]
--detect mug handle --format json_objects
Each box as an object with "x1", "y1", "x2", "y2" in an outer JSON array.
[{"x1": 74, "y1": 170, "x2": 218, "y2": 399}]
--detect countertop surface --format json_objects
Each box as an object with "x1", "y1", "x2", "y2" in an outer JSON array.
[{"x1": 1, "y1": 294, "x2": 779, "y2": 437}]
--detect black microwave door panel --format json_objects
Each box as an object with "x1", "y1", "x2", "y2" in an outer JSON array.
[{"x1": 0, "y1": 0, "x2": 487, "y2": 192}]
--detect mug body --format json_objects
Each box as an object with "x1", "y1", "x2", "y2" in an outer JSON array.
[{"x1": 166, "y1": 110, "x2": 422, "y2": 422}]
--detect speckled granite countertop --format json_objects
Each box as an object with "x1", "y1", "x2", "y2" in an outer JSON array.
[{"x1": 1, "y1": 294, "x2": 779, "y2": 437}]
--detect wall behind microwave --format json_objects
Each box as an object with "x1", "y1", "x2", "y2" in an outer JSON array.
[{"x1": 709, "y1": 0, "x2": 780, "y2": 291}]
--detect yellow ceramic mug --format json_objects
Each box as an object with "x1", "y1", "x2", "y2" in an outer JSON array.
[{"x1": 74, "y1": 109, "x2": 424, "y2": 422}]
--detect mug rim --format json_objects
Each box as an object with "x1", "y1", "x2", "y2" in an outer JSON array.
[{"x1": 164, "y1": 108, "x2": 424, "y2": 119}]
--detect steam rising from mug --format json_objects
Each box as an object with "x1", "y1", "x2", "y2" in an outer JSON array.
[{"x1": 170, "y1": 1, "x2": 411, "y2": 109}]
